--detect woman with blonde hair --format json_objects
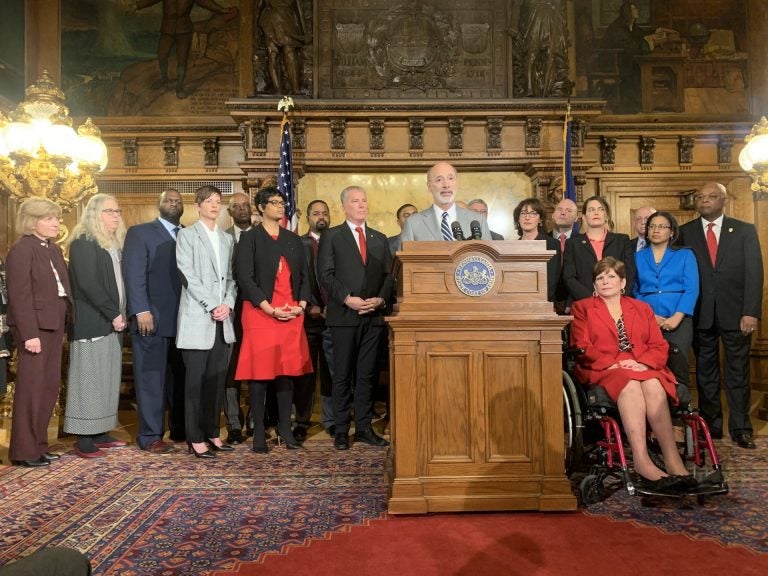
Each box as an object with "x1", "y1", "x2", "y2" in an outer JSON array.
[
  {"x1": 6, "y1": 198, "x2": 72, "y2": 467},
  {"x1": 64, "y1": 193, "x2": 128, "y2": 458}
]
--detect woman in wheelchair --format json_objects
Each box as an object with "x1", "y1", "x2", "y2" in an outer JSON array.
[{"x1": 570, "y1": 257, "x2": 697, "y2": 493}]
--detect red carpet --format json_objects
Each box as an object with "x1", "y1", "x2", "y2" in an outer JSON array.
[{"x1": 214, "y1": 512, "x2": 768, "y2": 576}]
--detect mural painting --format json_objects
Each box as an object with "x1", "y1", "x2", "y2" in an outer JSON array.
[
  {"x1": 62, "y1": 0, "x2": 241, "y2": 116},
  {"x1": 574, "y1": 0, "x2": 750, "y2": 115}
]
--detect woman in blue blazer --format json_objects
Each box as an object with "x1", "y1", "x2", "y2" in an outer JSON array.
[{"x1": 632, "y1": 211, "x2": 699, "y2": 388}]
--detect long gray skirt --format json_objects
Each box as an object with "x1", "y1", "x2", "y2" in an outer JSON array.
[{"x1": 63, "y1": 333, "x2": 121, "y2": 435}]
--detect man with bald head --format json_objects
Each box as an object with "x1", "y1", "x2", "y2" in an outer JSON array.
[
  {"x1": 400, "y1": 162, "x2": 492, "y2": 244},
  {"x1": 679, "y1": 182, "x2": 763, "y2": 449},
  {"x1": 123, "y1": 188, "x2": 186, "y2": 454},
  {"x1": 552, "y1": 198, "x2": 579, "y2": 247},
  {"x1": 630, "y1": 205, "x2": 656, "y2": 252},
  {"x1": 222, "y1": 192, "x2": 253, "y2": 444}
]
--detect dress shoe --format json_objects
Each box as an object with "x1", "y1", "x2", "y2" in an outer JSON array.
[
  {"x1": 733, "y1": 432, "x2": 756, "y2": 449},
  {"x1": 42, "y1": 452, "x2": 60, "y2": 461},
  {"x1": 226, "y1": 430, "x2": 244, "y2": 445},
  {"x1": 638, "y1": 474, "x2": 696, "y2": 493},
  {"x1": 251, "y1": 445, "x2": 269, "y2": 454},
  {"x1": 142, "y1": 440, "x2": 177, "y2": 455},
  {"x1": 326, "y1": 425, "x2": 336, "y2": 437},
  {"x1": 188, "y1": 444, "x2": 215, "y2": 459},
  {"x1": 206, "y1": 440, "x2": 235, "y2": 452},
  {"x1": 13, "y1": 456, "x2": 50, "y2": 467},
  {"x1": 74, "y1": 446, "x2": 106, "y2": 459},
  {"x1": 354, "y1": 429, "x2": 390, "y2": 447},
  {"x1": 709, "y1": 428, "x2": 723, "y2": 440},
  {"x1": 95, "y1": 440, "x2": 128, "y2": 449},
  {"x1": 293, "y1": 426, "x2": 308, "y2": 442},
  {"x1": 245, "y1": 428, "x2": 254, "y2": 438},
  {"x1": 334, "y1": 432, "x2": 350, "y2": 450}
]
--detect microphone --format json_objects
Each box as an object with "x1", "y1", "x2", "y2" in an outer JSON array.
[
  {"x1": 469, "y1": 220, "x2": 482, "y2": 240},
  {"x1": 451, "y1": 221, "x2": 465, "y2": 240}
]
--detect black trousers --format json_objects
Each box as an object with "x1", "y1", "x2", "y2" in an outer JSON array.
[
  {"x1": 662, "y1": 315, "x2": 693, "y2": 390},
  {"x1": 693, "y1": 318, "x2": 753, "y2": 437},
  {"x1": 249, "y1": 378, "x2": 295, "y2": 448},
  {"x1": 181, "y1": 323, "x2": 229, "y2": 444},
  {"x1": 293, "y1": 325, "x2": 331, "y2": 428},
  {"x1": 330, "y1": 319, "x2": 385, "y2": 434}
]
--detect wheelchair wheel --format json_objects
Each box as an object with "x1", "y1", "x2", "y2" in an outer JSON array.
[
  {"x1": 563, "y1": 370, "x2": 584, "y2": 475},
  {"x1": 579, "y1": 474, "x2": 605, "y2": 505}
]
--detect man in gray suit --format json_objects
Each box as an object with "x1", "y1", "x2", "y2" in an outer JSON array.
[
  {"x1": 222, "y1": 192, "x2": 252, "y2": 444},
  {"x1": 467, "y1": 198, "x2": 504, "y2": 240},
  {"x1": 400, "y1": 162, "x2": 492, "y2": 244}
]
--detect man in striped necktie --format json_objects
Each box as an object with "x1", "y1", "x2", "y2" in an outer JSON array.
[
  {"x1": 631, "y1": 206, "x2": 656, "y2": 252},
  {"x1": 399, "y1": 162, "x2": 492, "y2": 245}
]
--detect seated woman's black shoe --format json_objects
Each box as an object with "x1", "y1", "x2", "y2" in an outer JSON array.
[
  {"x1": 638, "y1": 474, "x2": 696, "y2": 493},
  {"x1": 206, "y1": 440, "x2": 234, "y2": 452}
]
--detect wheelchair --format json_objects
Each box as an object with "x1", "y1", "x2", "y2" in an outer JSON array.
[{"x1": 562, "y1": 346, "x2": 729, "y2": 505}]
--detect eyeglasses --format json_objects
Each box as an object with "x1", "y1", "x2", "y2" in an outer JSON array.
[
  {"x1": 266, "y1": 200, "x2": 286, "y2": 207},
  {"x1": 647, "y1": 224, "x2": 671, "y2": 230},
  {"x1": 519, "y1": 211, "x2": 539, "y2": 217},
  {"x1": 102, "y1": 209, "x2": 122, "y2": 215}
]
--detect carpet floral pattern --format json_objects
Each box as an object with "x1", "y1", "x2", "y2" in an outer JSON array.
[
  {"x1": 583, "y1": 437, "x2": 768, "y2": 554},
  {"x1": 0, "y1": 441, "x2": 388, "y2": 575}
]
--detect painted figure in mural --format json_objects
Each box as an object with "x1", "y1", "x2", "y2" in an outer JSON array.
[
  {"x1": 257, "y1": 0, "x2": 310, "y2": 94},
  {"x1": 511, "y1": 0, "x2": 569, "y2": 97},
  {"x1": 131, "y1": 0, "x2": 233, "y2": 99}
]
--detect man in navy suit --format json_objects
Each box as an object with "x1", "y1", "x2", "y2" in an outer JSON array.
[
  {"x1": 123, "y1": 189, "x2": 186, "y2": 454},
  {"x1": 318, "y1": 186, "x2": 393, "y2": 450},
  {"x1": 678, "y1": 182, "x2": 763, "y2": 449}
]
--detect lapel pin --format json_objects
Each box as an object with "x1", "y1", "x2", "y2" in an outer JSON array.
[{"x1": 728, "y1": 228, "x2": 733, "y2": 233}]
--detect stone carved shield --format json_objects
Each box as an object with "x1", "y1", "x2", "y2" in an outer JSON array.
[
  {"x1": 460, "y1": 23, "x2": 490, "y2": 54},
  {"x1": 368, "y1": 3, "x2": 458, "y2": 90}
]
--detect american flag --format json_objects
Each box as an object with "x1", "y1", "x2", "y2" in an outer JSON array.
[
  {"x1": 563, "y1": 107, "x2": 579, "y2": 233},
  {"x1": 277, "y1": 117, "x2": 298, "y2": 232}
]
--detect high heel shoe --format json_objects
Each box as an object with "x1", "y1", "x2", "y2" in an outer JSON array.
[
  {"x1": 206, "y1": 439, "x2": 234, "y2": 452},
  {"x1": 275, "y1": 434, "x2": 302, "y2": 450},
  {"x1": 187, "y1": 443, "x2": 215, "y2": 459},
  {"x1": 251, "y1": 445, "x2": 269, "y2": 454}
]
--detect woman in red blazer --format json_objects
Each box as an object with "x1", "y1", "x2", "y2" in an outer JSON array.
[
  {"x1": 570, "y1": 257, "x2": 695, "y2": 492},
  {"x1": 5, "y1": 198, "x2": 72, "y2": 467}
]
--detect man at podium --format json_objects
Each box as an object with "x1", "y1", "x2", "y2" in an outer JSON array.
[{"x1": 400, "y1": 162, "x2": 492, "y2": 244}]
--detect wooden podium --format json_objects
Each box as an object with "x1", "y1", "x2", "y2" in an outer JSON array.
[{"x1": 385, "y1": 240, "x2": 576, "y2": 513}]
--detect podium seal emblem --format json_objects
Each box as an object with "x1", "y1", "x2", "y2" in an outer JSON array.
[{"x1": 455, "y1": 256, "x2": 495, "y2": 297}]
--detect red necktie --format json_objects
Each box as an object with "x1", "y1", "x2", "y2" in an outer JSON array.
[
  {"x1": 706, "y1": 222, "x2": 718, "y2": 266},
  {"x1": 559, "y1": 233, "x2": 566, "y2": 260},
  {"x1": 356, "y1": 226, "x2": 367, "y2": 264}
]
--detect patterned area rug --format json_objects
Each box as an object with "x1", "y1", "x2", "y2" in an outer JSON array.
[
  {"x1": 0, "y1": 440, "x2": 388, "y2": 575},
  {"x1": 0, "y1": 436, "x2": 765, "y2": 574},
  {"x1": 583, "y1": 436, "x2": 768, "y2": 554}
]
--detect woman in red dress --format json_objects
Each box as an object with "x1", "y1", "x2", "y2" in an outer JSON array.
[
  {"x1": 570, "y1": 257, "x2": 696, "y2": 492},
  {"x1": 234, "y1": 186, "x2": 312, "y2": 453}
]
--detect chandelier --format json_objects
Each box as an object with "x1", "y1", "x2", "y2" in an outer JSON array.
[
  {"x1": 0, "y1": 69, "x2": 108, "y2": 213},
  {"x1": 739, "y1": 116, "x2": 768, "y2": 195}
]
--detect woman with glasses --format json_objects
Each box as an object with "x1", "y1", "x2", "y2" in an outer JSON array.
[
  {"x1": 235, "y1": 186, "x2": 312, "y2": 453},
  {"x1": 64, "y1": 194, "x2": 129, "y2": 458},
  {"x1": 513, "y1": 197, "x2": 560, "y2": 302},
  {"x1": 632, "y1": 211, "x2": 699, "y2": 389},
  {"x1": 563, "y1": 195, "x2": 634, "y2": 304}
]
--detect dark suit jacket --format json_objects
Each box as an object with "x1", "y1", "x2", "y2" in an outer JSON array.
[
  {"x1": 533, "y1": 232, "x2": 561, "y2": 302},
  {"x1": 235, "y1": 225, "x2": 310, "y2": 307},
  {"x1": 678, "y1": 216, "x2": 763, "y2": 330},
  {"x1": 68, "y1": 237, "x2": 121, "y2": 340},
  {"x1": 301, "y1": 233, "x2": 327, "y2": 333},
  {"x1": 563, "y1": 231, "x2": 634, "y2": 303},
  {"x1": 123, "y1": 219, "x2": 182, "y2": 338},
  {"x1": 317, "y1": 223, "x2": 393, "y2": 327},
  {"x1": 5, "y1": 235, "x2": 72, "y2": 342}
]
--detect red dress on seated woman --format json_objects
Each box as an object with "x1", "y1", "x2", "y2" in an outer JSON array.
[{"x1": 570, "y1": 294, "x2": 679, "y2": 404}]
